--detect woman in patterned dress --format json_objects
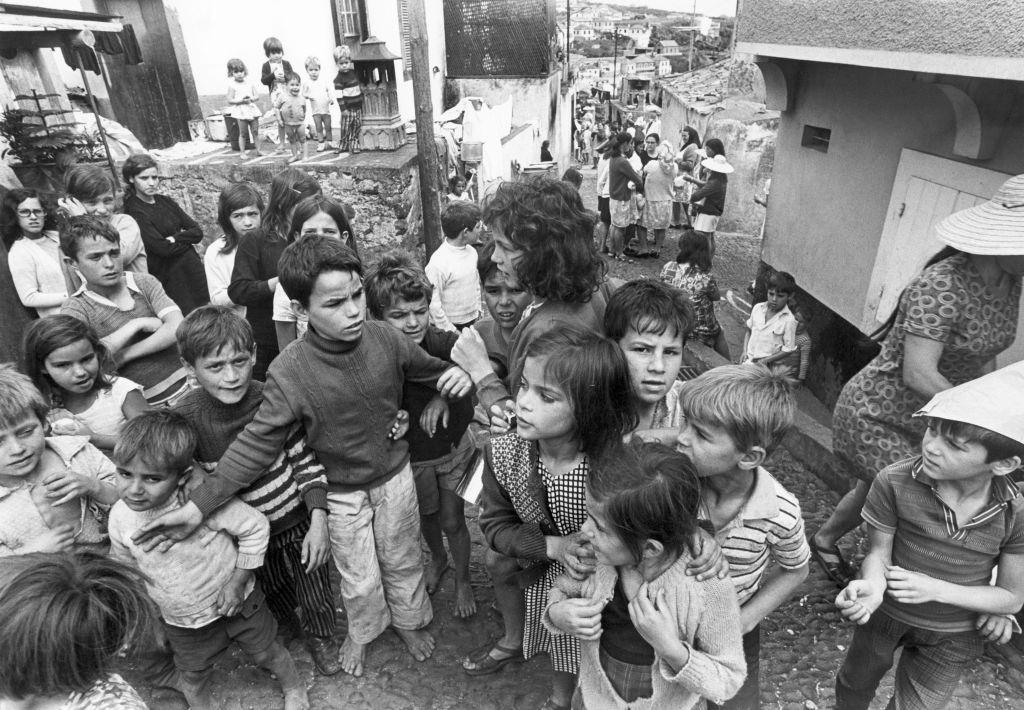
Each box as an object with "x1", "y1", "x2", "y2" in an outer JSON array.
[
  {"x1": 812, "y1": 174, "x2": 1024, "y2": 586},
  {"x1": 470, "y1": 328, "x2": 637, "y2": 710}
]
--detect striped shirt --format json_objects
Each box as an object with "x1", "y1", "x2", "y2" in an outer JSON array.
[
  {"x1": 863, "y1": 457, "x2": 1024, "y2": 632},
  {"x1": 703, "y1": 467, "x2": 810, "y2": 605}
]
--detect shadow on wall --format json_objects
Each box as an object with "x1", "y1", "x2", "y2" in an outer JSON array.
[{"x1": 707, "y1": 118, "x2": 777, "y2": 235}]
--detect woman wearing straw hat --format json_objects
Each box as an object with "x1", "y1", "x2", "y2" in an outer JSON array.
[
  {"x1": 811, "y1": 174, "x2": 1024, "y2": 587},
  {"x1": 682, "y1": 150, "x2": 734, "y2": 262}
]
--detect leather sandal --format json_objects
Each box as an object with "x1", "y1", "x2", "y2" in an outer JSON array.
[{"x1": 461, "y1": 641, "x2": 522, "y2": 676}]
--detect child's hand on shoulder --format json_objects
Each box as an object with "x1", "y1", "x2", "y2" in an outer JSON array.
[
  {"x1": 420, "y1": 396, "x2": 450, "y2": 437},
  {"x1": 437, "y1": 366, "x2": 473, "y2": 399},
  {"x1": 884, "y1": 565, "x2": 944, "y2": 604},
  {"x1": 42, "y1": 467, "x2": 100, "y2": 506},
  {"x1": 685, "y1": 529, "x2": 730, "y2": 581},
  {"x1": 835, "y1": 579, "x2": 882, "y2": 624},
  {"x1": 549, "y1": 597, "x2": 606, "y2": 641},
  {"x1": 977, "y1": 613, "x2": 1018, "y2": 645}
]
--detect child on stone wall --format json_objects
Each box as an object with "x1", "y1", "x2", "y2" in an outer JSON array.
[
  {"x1": 277, "y1": 72, "x2": 308, "y2": 164},
  {"x1": 333, "y1": 45, "x2": 363, "y2": 154},
  {"x1": 260, "y1": 37, "x2": 292, "y2": 152},
  {"x1": 302, "y1": 56, "x2": 335, "y2": 152}
]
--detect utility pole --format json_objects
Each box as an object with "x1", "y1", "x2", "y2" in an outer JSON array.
[
  {"x1": 408, "y1": 0, "x2": 443, "y2": 258},
  {"x1": 688, "y1": 0, "x2": 697, "y2": 72},
  {"x1": 611, "y1": 22, "x2": 619, "y2": 101}
]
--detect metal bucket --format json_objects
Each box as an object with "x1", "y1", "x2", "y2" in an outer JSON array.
[
  {"x1": 205, "y1": 114, "x2": 228, "y2": 142},
  {"x1": 461, "y1": 141, "x2": 483, "y2": 162}
]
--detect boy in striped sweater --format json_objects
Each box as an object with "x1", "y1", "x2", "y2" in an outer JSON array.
[
  {"x1": 171, "y1": 306, "x2": 340, "y2": 676},
  {"x1": 675, "y1": 364, "x2": 811, "y2": 710}
]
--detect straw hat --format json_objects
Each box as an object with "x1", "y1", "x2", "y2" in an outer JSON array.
[
  {"x1": 915, "y1": 360, "x2": 1024, "y2": 446},
  {"x1": 701, "y1": 154, "x2": 734, "y2": 174},
  {"x1": 934, "y1": 174, "x2": 1024, "y2": 255}
]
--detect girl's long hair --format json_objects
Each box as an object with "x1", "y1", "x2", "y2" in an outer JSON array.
[
  {"x1": 216, "y1": 182, "x2": 265, "y2": 255},
  {"x1": 263, "y1": 168, "x2": 321, "y2": 241},
  {"x1": 287, "y1": 194, "x2": 358, "y2": 256},
  {"x1": 120, "y1": 153, "x2": 158, "y2": 198},
  {"x1": 22, "y1": 315, "x2": 116, "y2": 404},
  {"x1": 523, "y1": 326, "x2": 637, "y2": 459},
  {"x1": 1, "y1": 188, "x2": 57, "y2": 248},
  {"x1": 675, "y1": 229, "x2": 711, "y2": 272}
]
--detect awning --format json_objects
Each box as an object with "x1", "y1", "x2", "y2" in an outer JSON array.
[{"x1": 0, "y1": 3, "x2": 122, "y2": 48}]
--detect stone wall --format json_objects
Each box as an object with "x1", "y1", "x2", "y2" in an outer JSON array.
[{"x1": 154, "y1": 161, "x2": 413, "y2": 258}]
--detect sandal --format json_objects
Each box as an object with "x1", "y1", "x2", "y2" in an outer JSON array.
[
  {"x1": 810, "y1": 537, "x2": 853, "y2": 588},
  {"x1": 461, "y1": 641, "x2": 522, "y2": 676}
]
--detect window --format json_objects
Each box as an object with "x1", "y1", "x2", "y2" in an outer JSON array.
[
  {"x1": 801, "y1": 125, "x2": 831, "y2": 153},
  {"x1": 399, "y1": 0, "x2": 412, "y2": 78},
  {"x1": 335, "y1": 0, "x2": 361, "y2": 38}
]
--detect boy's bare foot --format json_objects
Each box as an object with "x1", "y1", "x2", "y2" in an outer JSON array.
[
  {"x1": 339, "y1": 636, "x2": 366, "y2": 677},
  {"x1": 425, "y1": 559, "x2": 450, "y2": 595},
  {"x1": 453, "y1": 578, "x2": 477, "y2": 618},
  {"x1": 393, "y1": 627, "x2": 434, "y2": 661},
  {"x1": 283, "y1": 686, "x2": 310, "y2": 710}
]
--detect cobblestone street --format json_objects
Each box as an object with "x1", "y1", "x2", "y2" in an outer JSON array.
[{"x1": 135, "y1": 167, "x2": 1023, "y2": 709}]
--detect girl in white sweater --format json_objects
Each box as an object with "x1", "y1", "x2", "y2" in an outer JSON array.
[{"x1": 3, "y1": 188, "x2": 70, "y2": 316}]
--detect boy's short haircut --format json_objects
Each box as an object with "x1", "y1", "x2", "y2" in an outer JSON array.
[
  {"x1": 679, "y1": 363, "x2": 796, "y2": 454},
  {"x1": 304, "y1": 56, "x2": 320, "y2": 71},
  {"x1": 364, "y1": 250, "x2": 432, "y2": 319},
  {"x1": 0, "y1": 364, "x2": 48, "y2": 428},
  {"x1": 284, "y1": 71, "x2": 301, "y2": 85},
  {"x1": 927, "y1": 417, "x2": 1024, "y2": 463},
  {"x1": 561, "y1": 168, "x2": 583, "y2": 189},
  {"x1": 59, "y1": 215, "x2": 119, "y2": 261},
  {"x1": 603, "y1": 278, "x2": 695, "y2": 344},
  {"x1": 263, "y1": 37, "x2": 283, "y2": 56},
  {"x1": 332, "y1": 45, "x2": 351, "y2": 64},
  {"x1": 112, "y1": 410, "x2": 197, "y2": 473},
  {"x1": 278, "y1": 233, "x2": 362, "y2": 308},
  {"x1": 767, "y1": 270, "x2": 797, "y2": 295},
  {"x1": 176, "y1": 306, "x2": 255, "y2": 365},
  {"x1": 63, "y1": 164, "x2": 115, "y2": 203},
  {"x1": 441, "y1": 200, "x2": 481, "y2": 240}
]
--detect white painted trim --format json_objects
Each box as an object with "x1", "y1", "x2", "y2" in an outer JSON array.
[
  {"x1": 737, "y1": 42, "x2": 1024, "y2": 82},
  {"x1": 0, "y1": 15, "x2": 122, "y2": 34}
]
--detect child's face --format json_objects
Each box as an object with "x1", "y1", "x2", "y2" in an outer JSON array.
[
  {"x1": 184, "y1": 343, "x2": 255, "y2": 405},
  {"x1": 228, "y1": 204, "x2": 261, "y2": 237},
  {"x1": 269, "y1": 50, "x2": 284, "y2": 62},
  {"x1": 581, "y1": 491, "x2": 635, "y2": 567},
  {"x1": 337, "y1": 59, "x2": 353, "y2": 73},
  {"x1": 515, "y1": 356, "x2": 574, "y2": 442},
  {"x1": 453, "y1": 178, "x2": 467, "y2": 195},
  {"x1": 676, "y1": 416, "x2": 750, "y2": 478},
  {"x1": 618, "y1": 325, "x2": 683, "y2": 407},
  {"x1": 794, "y1": 312, "x2": 807, "y2": 334},
  {"x1": 71, "y1": 236, "x2": 123, "y2": 291},
  {"x1": 299, "y1": 212, "x2": 346, "y2": 241},
  {"x1": 0, "y1": 415, "x2": 46, "y2": 481},
  {"x1": 16, "y1": 197, "x2": 45, "y2": 237},
  {"x1": 44, "y1": 338, "x2": 100, "y2": 397},
  {"x1": 232, "y1": 69, "x2": 247, "y2": 82},
  {"x1": 482, "y1": 271, "x2": 530, "y2": 330},
  {"x1": 490, "y1": 226, "x2": 525, "y2": 283},
  {"x1": 920, "y1": 423, "x2": 1001, "y2": 483},
  {"x1": 82, "y1": 191, "x2": 115, "y2": 218},
  {"x1": 131, "y1": 168, "x2": 160, "y2": 199},
  {"x1": 288, "y1": 78, "x2": 302, "y2": 96},
  {"x1": 115, "y1": 455, "x2": 182, "y2": 512},
  {"x1": 307, "y1": 66, "x2": 320, "y2": 80},
  {"x1": 381, "y1": 297, "x2": 430, "y2": 345},
  {"x1": 764, "y1": 288, "x2": 790, "y2": 315},
  {"x1": 296, "y1": 270, "x2": 365, "y2": 342}
]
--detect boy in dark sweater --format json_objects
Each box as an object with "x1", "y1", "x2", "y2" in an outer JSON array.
[
  {"x1": 170, "y1": 305, "x2": 340, "y2": 676},
  {"x1": 366, "y1": 252, "x2": 478, "y2": 619},
  {"x1": 136, "y1": 236, "x2": 472, "y2": 678}
]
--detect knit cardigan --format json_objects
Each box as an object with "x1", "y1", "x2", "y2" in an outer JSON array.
[{"x1": 544, "y1": 558, "x2": 746, "y2": 710}]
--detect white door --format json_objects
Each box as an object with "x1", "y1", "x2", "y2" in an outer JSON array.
[{"x1": 862, "y1": 149, "x2": 1021, "y2": 365}]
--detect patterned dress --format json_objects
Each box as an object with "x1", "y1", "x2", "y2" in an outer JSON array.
[
  {"x1": 661, "y1": 261, "x2": 722, "y2": 339},
  {"x1": 832, "y1": 253, "x2": 1020, "y2": 482},
  {"x1": 63, "y1": 673, "x2": 148, "y2": 709}
]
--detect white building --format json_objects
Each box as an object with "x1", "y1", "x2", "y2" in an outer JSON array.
[{"x1": 659, "y1": 39, "x2": 682, "y2": 56}]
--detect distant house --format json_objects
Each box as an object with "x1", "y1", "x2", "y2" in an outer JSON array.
[
  {"x1": 739, "y1": 0, "x2": 1024, "y2": 388},
  {"x1": 659, "y1": 39, "x2": 682, "y2": 56},
  {"x1": 623, "y1": 55, "x2": 655, "y2": 77},
  {"x1": 654, "y1": 56, "x2": 672, "y2": 76}
]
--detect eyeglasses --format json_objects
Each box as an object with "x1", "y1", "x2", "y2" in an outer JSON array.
[{"x1": 17, "y1": 209, "x2": 44, "y2": 218}]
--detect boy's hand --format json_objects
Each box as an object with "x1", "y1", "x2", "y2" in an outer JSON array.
[
  {"x1": 42, "y1": 468, "x2": 97, "y2": 506},
  {"x1": 30, "y1": 523, "x2": 76, "y2": 553},
  {"x1": 836, "y1": 580, "x2": 882, "y2": 624},
  {"x1": 57, "y1": 196, "x2": 88, "y2": 217},
  {"x1": 436, "y1": 366, "x2": 472, "y2": 399},
  {"x1": 977, "y1": 613, "x2": 1017, "y2": 645},
  {"x1": 388, "y1": 410, "x2": 410, "y2": 440},
  {"x1": 685, "y1": 528, "x2": 729, "y2": 580},
  {"x1": 301, "y1": 509, "x2": 331, "y2": 573},
  {"x1": 489, "y1": 401, "x2": 515, "y2": 436},
  {"x1": 420, "y1": 396, "x2": 449, "y2": 437},
  {"x1": 132, "y1": 501, "x2": 204, "y2": 552},
  {"x1": 451, "y1": 327, "x2": 495, "y2": 382},
  {"x1": 547, "y1": 533, "x2": 596, "y2": 580},
  {"x1": 885, "y1": 565, "x2": 943, "y2": 604},
  {"x1": 548, "y1": 598, "x2": 606, "y2": 640},
  {"x1": 216, "y1": 568, "x2": 253, "y2": 617},
  {"x1": 136, "y1": 317, "x2": 164, "y2": 334},
  {"x1": 629, "y1": 583, "x2": 685, "y2": 659}
]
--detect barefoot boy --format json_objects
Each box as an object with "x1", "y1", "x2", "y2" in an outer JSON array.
[
  {"x1": 133, "y1": 236, "x2": 472, "y2": 676},
  {"x1": 835, "y1": 362, "x2": 1024, "y2": 710}
]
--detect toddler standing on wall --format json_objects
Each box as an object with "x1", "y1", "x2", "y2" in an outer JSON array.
[
  {"x1": 226, "y1": 58, "x2": 263, "y2": 157},
  {"x1": 303, "y1": 56, "x2": 335, "y2": 152},
  {"x1": 333, "y1": 45, "x2": 363, "y2": 154}
]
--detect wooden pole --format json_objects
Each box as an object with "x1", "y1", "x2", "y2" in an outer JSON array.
[{"x1": 408, "y1": 0, "x2": 443, "y2": 258}]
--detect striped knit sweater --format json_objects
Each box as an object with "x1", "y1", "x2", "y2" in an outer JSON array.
[{"x1": 173, "y1": 381, "x2": 326, "y2": 534}]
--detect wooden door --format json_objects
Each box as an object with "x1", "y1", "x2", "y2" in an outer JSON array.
[
  {"x1": 95, "y1": 0, "x2": 191, "y2": 149},
  {"x1": 862, "y1": 149, "x2": 1021, "y2": 364}
]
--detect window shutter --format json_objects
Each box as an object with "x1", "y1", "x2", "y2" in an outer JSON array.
[{"x1": 400, "y1": 0, "x2": 412, "y2": 79}]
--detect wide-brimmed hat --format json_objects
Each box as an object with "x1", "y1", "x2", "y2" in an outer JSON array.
[
  {"x1": 934, "y1": 174, "x2": 1024, "y2": 255},
  {"x1": 701, "y1": 154, "x2": 734, "y2": 174},
  {"x1": 644, "y1": 104, "x2": 662, "y2": 115},
  {"x1": 915, "y1": 360, "x2": 1024, "y2": 446}
]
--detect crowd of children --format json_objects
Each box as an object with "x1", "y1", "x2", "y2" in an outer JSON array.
[{"x1": 2, "y1": 156, "x2": 1023, "y2": 710}]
